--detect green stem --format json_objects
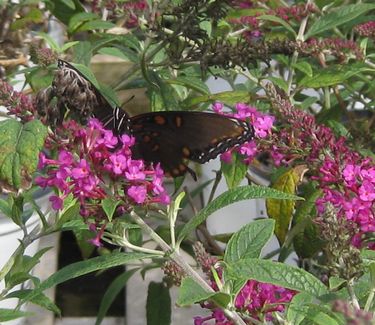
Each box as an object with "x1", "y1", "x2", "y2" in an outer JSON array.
[
  {"x1": 364, "y1": 288, "x2": 375, "y2": 312},
  {"x1": 347, "y1": 279, "x2": 360, "y2": 310},
  {"x1": 208, "y1": 170, "x2": 222, "y2": 204},
  {"x1": 129, "y1": 211, "x2": 247, "y2": 325},
  {"x1": 286, "y1": 0, "x2": 312, "y2": 96}
]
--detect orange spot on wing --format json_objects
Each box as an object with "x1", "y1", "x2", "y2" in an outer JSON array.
[
  {"x1": 175, "y1": 116, "x2": 182, "y2": 127},
  {"x1": 182, "y1": 146, "x2": 190, "y2": 157},
  {"x1": 179, "y1": 164, "x2": 186, "y2": 172},
  {"x1": 143, "y1": 135, "x2": 151, "y2": 143},
  {"x1": 172, "y1": 168, "x2": 180, "y2": 176},
  {"x1": 154, "y1": 115, "x2": 166, "y2": 125}
]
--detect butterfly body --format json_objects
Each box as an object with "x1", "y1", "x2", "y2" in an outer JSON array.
[{"x1": 52, "y1": 59, "x2": 254, "y2": 179}]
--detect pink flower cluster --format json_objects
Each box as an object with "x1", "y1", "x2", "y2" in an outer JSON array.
[
  {"x1": 355, "y1": 21, "x2": 375, "y2": 39},
  {"x1": 91, "y1": 0, "x2": 148, "y2": 28},
  {"x1": 193, "y1": 242, "x2": 295, "y2": 324},
  {"x1": 316, "y1": 156, "x2": 375, "y2": 247},
  {"x1": 269, "y1": 96, "x2": 375, "y2": 248},
  {"x1": 0, "y1": 80, "x2": 36, "y2": 122},
  {"x1": 213, "y1": 102, "x2": 274, "y2": 164},
  {"x1": 36, "y1": 118, "x2": 169, "y2": 221},
  {"x1": 195, "y1": 279, "x2": 295, "y2": 324},
  {"x1": 300, "y1": 38, "x2": 364, "y2": 62},
  {"x1": 235, "y1": 280, "x2": 295, "y2": 319},
  {"x1": 229, "y1": 3, "x2": 317, "y2": 38}
]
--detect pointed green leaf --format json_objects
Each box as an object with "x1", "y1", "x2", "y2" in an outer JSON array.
[
  {"x1": 102, "y1": 197, "x2": 120, "y2": 222},
  {"x1": 23, "y1": 252, "x2": 156, "y2": 302},
  {"x1": 287, "y1": 292, "x2": 313, "y2": 325},
  {"x1": 225, "y1": 219, "x2": 275, "y2": 264},
  {"x1": 258, "y1": 15, "x2": 297, "y2": 36},
  {"x1": 178, "y1": 185, "x2": 302, "y2": 244},
  {"x1": 266, "y1": 166, "x2": 307, "y2": 244},
  {"x1": 306, "y1": 4, "x2": 375, "y2": 38},
  {"x1": 221, "y1": 152, "x2": 247, "y2": 189},
  {"x1": 292, "y1": 61, "x2": 313, "y2": 77},
  {"x1": 146, "y1": 282, "x2": 171, "y2": 325},
  {"x1": 305, "y1": 305, "x2": 341, "y2": 325},
  {"x1": 293, "y1": 188, "x2": 324, "y2": 259},
  {"x1": 0, "y1": 119, "x2": 47, "y2": 192},
  {"x1": 226, "y1": 258, "x2": 328, "y2": 296},
  {"x1": 182, "y1": 90, "x2": 252, "y2": 108},
  {"x1": 6, "y1": 289, "x2": 60, "y2": 315},
  {"x1": 167, "y1": 76, "x2": 210, "y2": 95},
  {"x1": 0, "y1": 309, "x2": 32, "y2": 322}
]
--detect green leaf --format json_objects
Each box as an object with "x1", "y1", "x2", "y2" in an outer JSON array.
[
  {"x1": 287, "y1": 292, "x2": 313, "y2": 325},
  {"x1": 306, "y1": 4, "x2": 375, "y2": 38},
  {"x1": 73, "y1": 228, "x2": 95, "y2": 259},
  {"x1": 226, "y1": 258, "x2": 328, "y2": 296},
  {"x1": 300, "y1": 63, "x2": 372, "y2": 88},
  {"x1": 0, "y1": 246, "x2": 25, "y2": 283},
  {"x1": 370, "y1": 263, "x2": 375, "y2": 288},
  {"x1": 11, "y1": 8, "x2": 43, "y2": 30},
  {"x1": 45, "y1": 0, "x2": 85, "y2": 25},
  {"x1": 56, "y1": 200, "x2": 80, "y2": 228},
  {"x1": 292, "y1": 61, "x2": 313, "y2": 77},
  {"x1": 102, "y1": 197, "x2": 119, "y2": 222},
  {"x1": 147, "y1": 71, "x2": 179, "y2": 111},
  {"x1": 177, "y1": 277, "x2": 230, "y2": 307},
  {"x1": 258, "y1": 15, "x2": 297, "y2": 37},
  {"x1": 22, "y1": 247, "x2": 51, "y2": 274},
  {"x1": 23, "y1": 252, "x2": 156, "y2": 302},
  {"x1": 0, "y1": 309, "x2": 32, "y2": 322},
  {"x1": 292, "y1": 188, "x2": 324, "y2": 259},
  {"x1": 146, "y1": 282, "x2": 171, "y2": 325},
  {"x1": 98, "y1": 47, "x2": 132, "y2": 61},
  {"x1": 96, "y1": 268, "x2": 139, "y2": 325},
  {"x1": 177, "y1": 185, "x2": 302, "y2": 244},
  {"x1": 221, "y1": 152, "x2": 247, "y2": 189},
  {"x1": 35, "y1": 32, "x2": 60, "y2": 52},
  {"x1": 0, "y1": 197, "x2": 11, "y2": 217},
  {"x1": 326, "y1": 120, "x2": 350, "y2": 138},
  {"x1": 361, "y1": 249, "x2": 375, "y2": 263},
  {"x1": 266, "y1": 166, "x2": 307, "y2": 244},
  {"x1": 167, "y1": 76, "x2": 210, "y2": 95},
  {"x1": 0, "y1": 119, "x2": 47, "y2": 192},
  {"x1": 267, "y1": 77, "x2": 288, "y2": 93},
  {"x1": 75, "y1": 20, "x2": 115, "y2": 33},
  {"x1": 60, "y1": 41, "x2": 80, "y2": 53},
  {"x1": 68, "y1": 12, "x2": 98, "y2": 33},
  {"x1": 299, "y1": 97, "x2": 318, "y2": 110},
  {"x1": 305, "y1": 305, "x2": 341, "y2": 325},
  {"x1": 182, "y1": 90, "x2": 251, "y2": 108},
  {"x1": 6, "y1": 289, "x2": 60, "y2": 315},
  {"x1": 224, "y1": 219, "x2": 275, "y2": 264}
]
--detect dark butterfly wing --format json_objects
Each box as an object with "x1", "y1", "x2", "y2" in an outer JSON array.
[
  {"x1": 130, "y1": 111, "x2": 254, "y2": 179},
  {"x1": 56, "y1": 59, "x2": 131, "y2": 133},
  {"x1": 56, "y1": 60, "x2": 254, "y2": 180}
]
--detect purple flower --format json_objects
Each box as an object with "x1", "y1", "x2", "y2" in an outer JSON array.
[
  {"x1": 359, "y1": 181, "x2": 375, "y2": 202},
  {"x1": 128, "y1": 185, "x2": 147, "y2": 204},
  {"x1": 212, "y1": 102, "x2": 224, "y2": 113},
  {"x1": 49, "y1": 195, "x2": 63, "y2": 210},
  {"x1": 121, "y1": 134, "x2": 136, "y2": 147},
  {"x1": 107, "y1": 153, "x2": 128, "y2": 175},
  {"x1": 71, "y1": 159, "x2": 90, "y2": 179},
  {"x1": 253, "y1": 115, "x2": 274, "y2": 138},
  {"x1": 39, "y1": 118, "x2": 169, "y2": 233},
  {"x1": 125, "y1": 159, "x2": 146, "y2": 180}
]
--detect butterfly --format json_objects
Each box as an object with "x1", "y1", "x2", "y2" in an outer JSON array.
[{"x1": 52, "y1": 59, "x2": 254, "y2": 180}]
